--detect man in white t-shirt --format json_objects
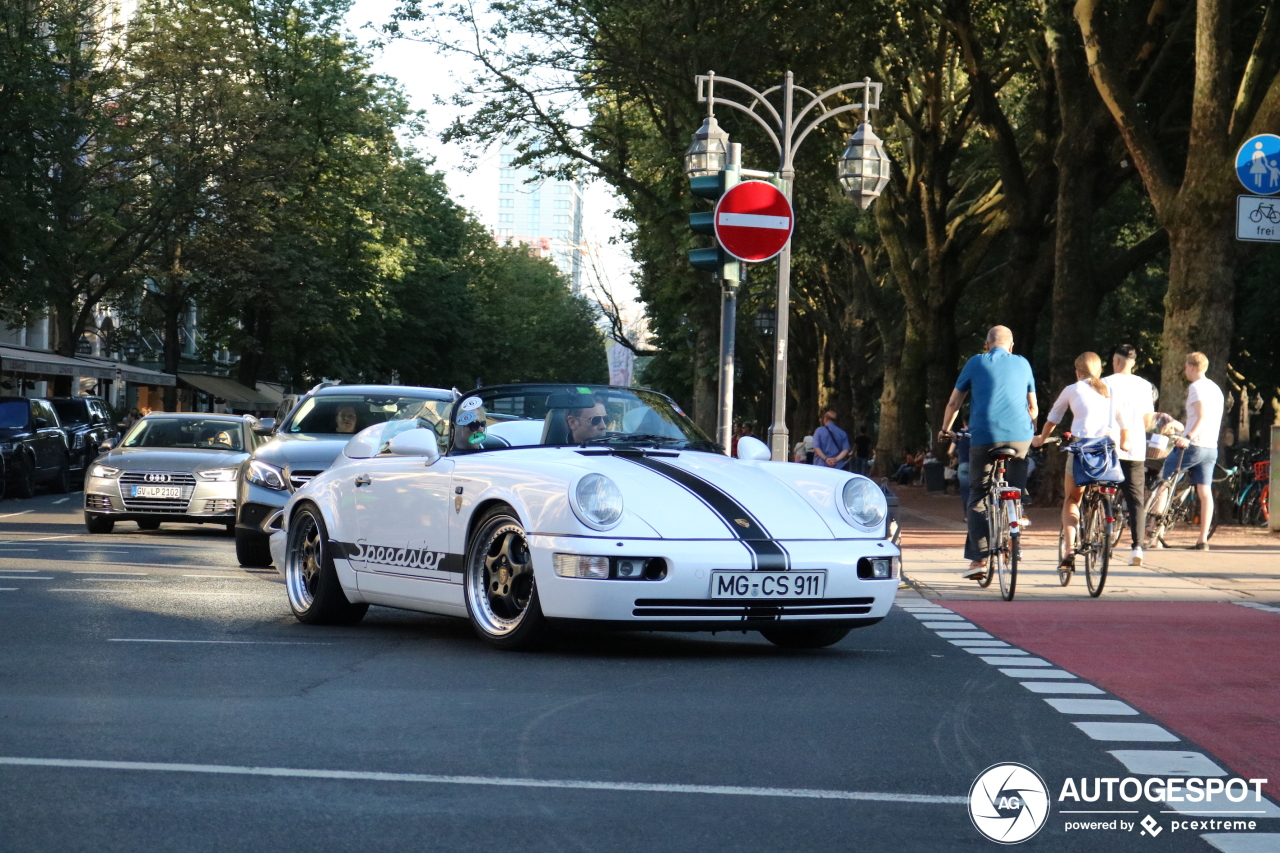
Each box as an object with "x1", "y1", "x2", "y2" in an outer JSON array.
[
  {"x1": 1105, "y1": 344, "x2": 1156, "y2": 566},
  {"x1": 1162, "y1": 351, "x2": 1225, "y2": 550}
]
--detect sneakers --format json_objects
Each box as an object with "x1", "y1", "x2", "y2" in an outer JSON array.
[
  {"x1": 1187, "y1": 542, "x2": 1209, "y2": 551},
  {"x1": 1129, "y1": 547, "x2": 1143, "y2": 566},
  {"x1": 961, "y1": 562, "x2": 987, "y2": 580}
]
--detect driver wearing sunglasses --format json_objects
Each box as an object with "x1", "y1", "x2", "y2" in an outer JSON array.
[{"x1": 566, "y1": 397, "x2": 609, "y2": 444}]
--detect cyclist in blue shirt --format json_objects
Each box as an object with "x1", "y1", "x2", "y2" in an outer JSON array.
[{"x1": 939, "y1": 326, "x2": 1038, "y2": 579}]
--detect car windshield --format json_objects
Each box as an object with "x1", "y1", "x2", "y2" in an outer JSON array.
[
  {"x1": 123, "y1": 418, "x2": 245, "y2": 451},
  {"x1": 51, "y1": 400, "x2": 87, "y2": 426},
  {"x1": 450, "y1": 385, "x2": 718, "y2": 454},
  {"x1": 0, "y1": 401, "x2": 28, "y2": 429},
  {"x1": 286, "y1": 394, "x2": 451, "y2": 436}
]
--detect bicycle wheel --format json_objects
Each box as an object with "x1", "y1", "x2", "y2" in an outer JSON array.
[
  {"x1": 1056, "y1": 528, "x2": 1072, "y2": 587},
  {"x1": 1110, "y1": 499, "x2": 1129, "y2": 548},
  {"x1": 976, "y1": 487, "x2": 996, "y2": 588},
  {"x1": 1086, "y1": 495, "x2": 1110, "y2": 597},
  {"x1": 1143, "y1": 480, "x2": 1170, "y2": 548},
  {"x1": 990, "y1": 501, "x2": 1016, "y2": 601}
]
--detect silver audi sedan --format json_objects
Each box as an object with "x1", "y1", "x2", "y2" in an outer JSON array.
[{"x1": 83, "y1": 413, "x2": 265, "y2": 534}]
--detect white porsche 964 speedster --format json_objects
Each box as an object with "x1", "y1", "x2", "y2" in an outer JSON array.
[{"x1": 268, "y1": 384, "x2": 900, "y2": 649}]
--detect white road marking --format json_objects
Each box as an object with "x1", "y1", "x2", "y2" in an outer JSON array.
[
  {"x1": 109, "y1": 639, "x2": 328, "y2": 645},
  {"x1": 1072, "y1": 722, "x2": 1178, "y2": 742},
  {"x1": 182, "y1": 575, "x2": 250, "y2": 580},
  {"x1": 1043, "y1": 698, "x2": 1137, "y2": 715},
  {"x1": 52, "y1": 498, "x2": 69, "y2": 505},
  {"x1": 1107, "y1": 750, "x2": 1226, "y2": 777},
  {"x1": 999, "y1": 668, "x2": 1077, "y2": 678},
  {"x1": 1019, "y1": 682, "x2": 1103, "y2": 695},
  {"x1": 960, "y1": 647, "x2": 1026, "y2": 655},
  {"x1": 1201, "y1": 834, "x2": 1280, "y2": 852},
  {"x1": 908, "y1": 612, "x2": 961, "y2": 619},
  {"x1": 0, "y1": 757, "x2": 969, "y2": 804},
  {"x1": 0, "y1": 568, "x2": 42, "y2": 571},
  {"x1": 978, "y1": 656, "x2": 1051, "y2": 666},
  {"x1": 31, "y1": 535, "x2": 80, "y2": 540},
  {"x1": 923, "y1": 621, "x2": 975, "y2": 629},
  {"x1": 1233, "y1": 601, "x2": 1280, "y2": 615},
  {"x1": 1169, "y1": 799, "x2": 1280, "y2": 818},
  {"x1": 947, "y1": 639, "x2": 1010, "y2": 647},
  {"x1": 0, "y1": 511, "x2": 33, "y2": 519},
  {"x1": 0, "y1": 576, "x2": 53, "y2": 580},
  {"x1": 0, "y1": 548, "x2": 38, "y2": 552},
  {"x1": 935, "y1": 631, "x2": 993, "y2": 639},
  {"x1": 73, "y1": 571, "x2": 149, "y2": 575},
  {"x1": 0, "y1": 588, "x2": 17, "y2": 592}
]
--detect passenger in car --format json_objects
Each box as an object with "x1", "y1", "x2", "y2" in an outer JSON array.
[{"x1": 335, "y1": 405, "x2": 359, "y2": 434}]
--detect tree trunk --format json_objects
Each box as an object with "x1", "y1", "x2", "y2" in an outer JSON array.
[
  {"x1": 163, "y1": 291, "x2": 182, "y2": 411},
  {"x1": 1158, "y1": 215, "x2": 1235, "y2": 417},
  {"x1": 876, "y1": 317, "x2": 928, "y2": 478}
]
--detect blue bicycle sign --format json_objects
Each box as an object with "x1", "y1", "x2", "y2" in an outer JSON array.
[{"x1": 1236, "y1": 134, "x2": 1280, "y2": 195}]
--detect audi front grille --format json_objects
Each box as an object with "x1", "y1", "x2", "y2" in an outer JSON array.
[{"x1": 119, "y1": 471, "x2": 197, "y2": 513}]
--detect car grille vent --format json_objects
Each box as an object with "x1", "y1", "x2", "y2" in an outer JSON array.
[
  {"x1": 632, "y1": 597, "x2": 875, "y2": 619},
  {"x1": 119, "y1": 471, "x2": 196, "y2": 513},
  {"x1": 202, "y1": 499, "x2": 236, "y2": 514},
  {"x1": 288, "y1": 469, "x2": 321, "y2": 491},
  {"x1": 85, "y1": 493, "x2": 112, "y2": 510}
]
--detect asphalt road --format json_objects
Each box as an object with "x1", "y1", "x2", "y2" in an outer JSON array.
[{"x1": 0, "y1": 492, "x2": 1273, "y2": 852}]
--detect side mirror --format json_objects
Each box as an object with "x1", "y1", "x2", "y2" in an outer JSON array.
[
  {"x1": 99, "y1": 437, "x2": 118, "y2": 452},
  {"x1": 386, "y1": 429, "x2": 440, "y2": 464},
  {"x1": 34, "y1": 417, "x2": 49, "y2": 429},
  {"x1": 735, "y1": 436, "x2": 771, "y2": 461},
  {"x1": 252, "y1": 417, "x2": 276, "y2": 436}
]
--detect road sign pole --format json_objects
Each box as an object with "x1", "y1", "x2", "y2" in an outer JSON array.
[
  {"x1": 768, "y1": 72, "x2": 796, "y2": 462},
  {"x1": 717, "y1": 275, "x2": 738, "y2": 450}
]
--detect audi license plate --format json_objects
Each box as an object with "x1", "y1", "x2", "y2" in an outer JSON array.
[
  {"x1": 132, "y1": 485, "x2": 181, "y2": 499},
  {"x1": 710, "y1": 571, "x2": 825, "y2": 599}
]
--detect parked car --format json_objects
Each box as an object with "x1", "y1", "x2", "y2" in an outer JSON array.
[
  {"x1": 269, "y1": 383, "x2": 900, "y2": 651},
  {"x1": 0, "y1": 397, "x2": 72, "y2": 498},
  {"x1": 49, "y1": 395, "x2": 120, "y2": 476},
  {"x1": 83, "y1": 413, "x2": 262, "y2": 533},
  {"x1": 234, "y1": 383, "x2": 455, "y2": 567}
]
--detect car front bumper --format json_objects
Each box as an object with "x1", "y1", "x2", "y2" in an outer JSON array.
[
  {"x1": 236, "y1": 479, "x2": 291, "y2": 536},
  {"x1": 84, "y1": 474, "x2": 238, "y2": 523}
]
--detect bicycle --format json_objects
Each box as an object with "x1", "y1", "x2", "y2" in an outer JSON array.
[
  {"x1": 1045, "y1": 435, "x2": 1116, "y2": 597},
  {"x1": 1144, "y1": 445, "x2": 1219, "y2": 547},
  {"x1": 1249, "y1": 202, "x2": 1280, "y2": 224},
  {"x1": 942, "y1": 430, "x2": 1023, "y2": 600}
]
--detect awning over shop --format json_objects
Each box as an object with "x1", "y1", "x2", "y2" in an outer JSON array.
[
  {"x1": 76, "y1": 355, "x2": 177, "y2": 386},
  {"x1": 179, "y1": 373, "x2": 275, "y2": 409},
  {"x1": 1, "y1": 345, "x2": 117, "y2": 381}
]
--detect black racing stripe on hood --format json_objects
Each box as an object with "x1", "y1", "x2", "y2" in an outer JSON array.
[{"x1": 621, "y1": 455, "x2": 790, "y2": 571}]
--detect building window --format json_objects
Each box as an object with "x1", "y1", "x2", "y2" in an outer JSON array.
[
  {"x1": 499, "y1": 198, "x2": 514, "y2": 208},
  {"x1": 556, "y1": 185, "x2": 570, "y2": 194},
  {"x1": 553, "y1": 214, "x2": 569, "y2": 224},
  {"x1": 497, "y1": 228, "x2": 514, "y2": 237},
  {"x1": 500, "y1": 169, "x2": 515, "y2": 179},
  {"x1": 500, "y1": 184, "x2": 514, "y2": 193},
  {"x1": 500, "y1": 154, "x2": 515, "y2": 166},
  {"x1": 499, "y1": 213, "x2": 514, "y2": 223},
  {"x1": 555, "y1": 230, "x2": 571, "y2": 240},
  {"x1": 554, "y1": 199, "x2": 570, "y2": 209}
]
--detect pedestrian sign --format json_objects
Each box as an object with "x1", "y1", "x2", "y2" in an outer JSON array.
[{"x1": 1235, "y1": 134, "x2": 1280, "y2": 195}]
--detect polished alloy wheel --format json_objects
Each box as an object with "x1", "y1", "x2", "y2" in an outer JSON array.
[
  {"x1": 468, "y1": 519, "x2": 534, "y2": 637},
  {"x1": 286, "y1": 511, "x2": 323, "y2": 613}
]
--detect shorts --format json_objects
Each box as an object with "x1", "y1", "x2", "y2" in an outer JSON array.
[{"x1": 1161, "y1": 445, "x2": 1217, "y2": 486}]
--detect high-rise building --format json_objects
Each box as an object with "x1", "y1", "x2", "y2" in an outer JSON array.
[{"x1": 494, "y1": 144, "x2": 585, "y2": 293}]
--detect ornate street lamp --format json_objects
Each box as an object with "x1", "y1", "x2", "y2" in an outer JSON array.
[
  {"x1": 684, "y1": 74, "x2": 730, "y2": 177},
  {"x1": 754, "y1": 304, "x2": 776, "y2": 335},
  {"x1": 838, "y1": 79, "x2": 891, "y2": 209}
]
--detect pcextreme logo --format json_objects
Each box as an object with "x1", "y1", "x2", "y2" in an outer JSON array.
[{"x1": 969, "y1": 763, "x2": 1051, "y2": 844}]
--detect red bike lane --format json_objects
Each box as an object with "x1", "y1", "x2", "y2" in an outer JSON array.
[{"x1": 945, "y1": 600, "x2": 1280, "y2": 800}]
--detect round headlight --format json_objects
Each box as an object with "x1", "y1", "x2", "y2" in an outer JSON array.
[
  {"x1": 841, "y1": 477, "x2": 887, "y2": 529},
  {"x1": 572, "y1": 474, "x2": 624, "y2": 530}
]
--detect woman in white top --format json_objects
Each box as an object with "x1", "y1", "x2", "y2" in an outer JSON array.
[{"x1": 1031, "y1": 352, "x2": 1117, "y2": 568}]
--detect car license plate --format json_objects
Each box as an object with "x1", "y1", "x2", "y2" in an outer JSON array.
[
  {"x1": 133, "y1": 486, "x2": 182, "y2": 499},
  {"x1": 710, "y1": 571, "x2": 825, "y2": 599}
]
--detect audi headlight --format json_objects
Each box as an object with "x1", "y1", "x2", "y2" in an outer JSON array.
[
  {"x1": 840, "y1": 477, "x2": 887, "y2": 530},
  {"x1": 197, "y1": 467, "x2": 239, "y2": 482},
  {"x1": 570, "y1": 474, "x2": 624, "y2": 530},
  {"x1": 90, "y1": 464, "x2": 121, "y2": 479},
  {"x1": 245, "y1": 460, "x2": 287, "y2": 490}
]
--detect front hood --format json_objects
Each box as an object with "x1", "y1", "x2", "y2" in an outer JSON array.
[
  {"x1": 252, "y1": 434, "x2": 349, "y2": 470},
  {"x1": 103, "y1": 447, "x2": 249, "y2": 472}
]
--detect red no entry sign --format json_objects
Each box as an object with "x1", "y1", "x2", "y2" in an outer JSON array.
[{"x1": 713, "y1": 180, "x2": 794, "y2": 262}]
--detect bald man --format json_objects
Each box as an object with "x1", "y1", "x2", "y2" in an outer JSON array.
[{"x1": 940, "y1": 325, "x2": 1038, "y2": 579}]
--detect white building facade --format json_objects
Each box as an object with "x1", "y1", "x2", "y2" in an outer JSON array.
[{"x1": 493, "y1": 145, "x2": 585, "y2": 293}]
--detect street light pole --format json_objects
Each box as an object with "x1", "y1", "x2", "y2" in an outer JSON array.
[{"x1": 692, "y1": 71, "x2": 888, "y2": 460}]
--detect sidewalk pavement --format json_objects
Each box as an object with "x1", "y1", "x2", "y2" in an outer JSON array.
[{"x1": 893, "y1": 483, "x2": 1280, "y2": 603}]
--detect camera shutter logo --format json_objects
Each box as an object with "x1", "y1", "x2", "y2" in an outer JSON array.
[{"x1": 969, "y1": 763, "x2": 1050, "y2": 844}]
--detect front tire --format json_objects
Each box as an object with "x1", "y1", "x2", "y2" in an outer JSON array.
[
  {"x1": 990, "y1": 501, "x2": 1016, "y2": 601},
  {"x1": 13, "y1": 458, "x2": 36, "y2": 500},
  {"x1": 136, "y1": 519, "x2": 161, "y2": 531},
  {"x1": 464, "y1": 507, "x2": 547, "y2": 650},
  {"x1": 85, "y1": 513, "x2": 114, "y2": 534},
  {"x1": 235, "y1": 527, "x2": 274, "y2": 567},
  {"x1": 759, "y1": 625, "x2": 851, "y2": 649},
  {"x1": 1084, "y1": 496, "x2": 1110, "y2": 598},
  {"x1": 285, "y1": 505, "x2": 367, "y2": 625}
]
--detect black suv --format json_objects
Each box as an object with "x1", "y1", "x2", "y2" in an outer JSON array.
[
  {"x1": 49, "y1": 396, "x2": 120, "y2": 475},
  {"x1": 0, "y1": 397, "x2": 72, "y2": 498}
]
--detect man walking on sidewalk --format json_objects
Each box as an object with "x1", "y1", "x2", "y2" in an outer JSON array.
[
  {"x1": 1164, "y1": 352, "x2": 1225, "y2": 550},
  {"x1": 939, "y1": 326, "x2": 1038, "y2": 579},
  {"x1": 1105, "y1": 344, "x2": 1156, "y2": 566}
]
